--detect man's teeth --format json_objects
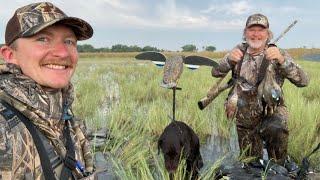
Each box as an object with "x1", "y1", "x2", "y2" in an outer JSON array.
[{"x1": 45, "y1": 64, "x2": 67, "y2": 70}]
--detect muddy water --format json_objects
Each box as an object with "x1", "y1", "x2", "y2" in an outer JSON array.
[{"x1": 200, "y1": 125, "x2": 240, "y2": 170}]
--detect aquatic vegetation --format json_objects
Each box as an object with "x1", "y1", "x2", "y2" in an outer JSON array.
[{"x1": 72, "y1": 57, "x2": 320, "y2": 179}]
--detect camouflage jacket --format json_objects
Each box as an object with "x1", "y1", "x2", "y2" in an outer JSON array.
[
  {"x1": 0, "y1": 64, "x2": 93, "y2": 179},
  {"x1": 212, "y1": 43, "x2": 309, "y2": 119}
]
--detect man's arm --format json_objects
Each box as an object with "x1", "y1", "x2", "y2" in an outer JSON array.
[
  {"x1": 278, "y1": 49, "x2": 309, "y2": 87},
  {"x1": 73, "y1": 117, "x2": 94, "y2": 173},
  {"x1": 0, "y1": 113, "x2": 42, "y2": 180},
  {"x1": 212, "y1": 44, "x2": 245, "y2": 78},
  {"x1": 0, "y1": 118, "x2": 14, "y2": 179},
  {"x1": 211, "y1": 53, "x2": 233, "y2": 77}
]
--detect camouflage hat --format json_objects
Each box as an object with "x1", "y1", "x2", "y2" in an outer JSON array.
[
  {"x1": 245, "y1": 13, "x2": 269, "y2": 28},
  {"x1": 5, "y1": 2, "x2": 93, "y2": 45}
]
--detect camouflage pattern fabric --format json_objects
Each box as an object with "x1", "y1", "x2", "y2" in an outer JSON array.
[
  {"x1": 237, "y1": 105, "x2": 289, "y2": 164},
  {"x1": 245, "y1": 13, "x2": 269, "y2": 28},
  {"x1": 259, "y1": 106, "x2": 289, "y2": 164},
  {"x1": 212, "y1": 43, "x2": 309, "y2": 163},
  {"x1": 0, "y1": 63, "x2": 93, "y2": 179},
  {"x1": 5, "y1": 2, "x2": 93, "y2": 45}
]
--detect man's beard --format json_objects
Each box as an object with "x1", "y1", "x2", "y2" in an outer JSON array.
[{"x1": 246, "y1": 38, "x2": 267, "y2": 49}]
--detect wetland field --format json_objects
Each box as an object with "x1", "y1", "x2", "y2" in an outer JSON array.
[{"x1": 72, "y1": 54, "x2": 320, "y2": 179}]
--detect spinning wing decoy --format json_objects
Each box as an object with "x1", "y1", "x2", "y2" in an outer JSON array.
[
  {"x1": 183, "y1": 55, "x2": 219, "y2": 67},
  {"x1": 161, "y1": 55, "x2": 184, "y2": 89},
  {"x1": 135, "y1": 51, "x2": 166, "y2": 67}
]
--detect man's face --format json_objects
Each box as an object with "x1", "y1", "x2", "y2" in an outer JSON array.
[
  {"x1": 245, "y1": 25, "x2": 269, "y2": 50},
  {"x1": 11, "y1": 24, "x2": 78, "y2": 89}
]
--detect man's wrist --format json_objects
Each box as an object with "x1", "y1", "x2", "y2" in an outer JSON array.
[
  {"x1": 277, "y1": 55, "x2": 285, "y2": 65},
  {"x1": 279, "y1": 58, "x2": 289, "y2": 68},
  {"x1": 227, "y1": 57, "x2": 236, "y2": 66}
]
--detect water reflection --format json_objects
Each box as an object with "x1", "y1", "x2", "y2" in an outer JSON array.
[
  {"x1": 302, "y1": 54, "x2": 320, "y2": 62},
  {"x1": 200, "y1": 125, "x2": 240, "y2": 169}
]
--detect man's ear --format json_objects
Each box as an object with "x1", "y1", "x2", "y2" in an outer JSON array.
[{"x1": 0, "y1": 45, "x2": 16, "y2": 64}]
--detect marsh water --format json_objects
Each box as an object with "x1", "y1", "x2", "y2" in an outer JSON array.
[
  {"x1": 200, "y1": 126, "x2": 240, "y2": 170},
  {"x1": 302, "y1": 53, "x2": 320, "y2": 61}
]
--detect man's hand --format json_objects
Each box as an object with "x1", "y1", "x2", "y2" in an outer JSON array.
[
  {"x1": 265, "y1": 46, "x2": 285, "y2": 64},
  {"x1": 228, "y1": 48, "x2": 243, "y2": 64}
]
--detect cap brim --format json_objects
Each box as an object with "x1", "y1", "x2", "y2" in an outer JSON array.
[
  {"x1": 22, "y1": 17, "x2": 93, "y2": 40},
  {"x1": 247, "y1": 24, "x2": 268, "y2": 28},
  {"x1": 246, "y1": 22, "x2": 268, "y2": 28}
]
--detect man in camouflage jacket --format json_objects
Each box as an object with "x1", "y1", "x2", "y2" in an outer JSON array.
[
  {"x1": 212, "y1": 14, "x2": 309, "y2": 165},
  {"x1": 0, "y1": 2, "x2": 94, "y2": 179}
]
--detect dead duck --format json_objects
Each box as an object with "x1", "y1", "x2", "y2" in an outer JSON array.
[{"x1": 257, "y1": 61, "x2": 283, "y2": 115}]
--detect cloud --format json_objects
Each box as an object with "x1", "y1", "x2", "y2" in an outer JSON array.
[
  {"x1": 280, "y1": 6, "x2": 300, "y2": 13},
  {"x1": 201, "y1": 0, "x2": 252, "y2": 15},
  {"x1": 154, "y1": 0, "x2": 243, "y2": 30},
  {"x1": 72, "y1": 0, "x2": 242, "y2": 30},
  {"x1": 6, "y1": 0, "x2": 304, "y2": 39},
  {"x1": 100, "y1": 0, "x2": 141, "y2": 12},
  {"x1": 230, "y1": 1, "x2": 252, "y2": 15},
  {"x1": 58, "y1": 0, "x2": 142, "y2": 26},
  {"x1": 155, "y1": 0, "x2": 210, "y2": 28}
]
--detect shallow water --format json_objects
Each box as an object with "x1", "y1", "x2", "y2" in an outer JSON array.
[
  {"x1": 302, "y1": 54, "x2": 320, "y2": 61},
  {"x1": 200, "y1": 125, "x2": 240, "y2": 170}
]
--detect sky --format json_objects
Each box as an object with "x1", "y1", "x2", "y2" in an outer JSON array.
[{"x1": 0, "y1": 0, "x2": 319, "y2": 51}]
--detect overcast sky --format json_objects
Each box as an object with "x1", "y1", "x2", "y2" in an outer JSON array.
[{"x1": 1, "y1": 0, "x2": 319, "y2": 51}]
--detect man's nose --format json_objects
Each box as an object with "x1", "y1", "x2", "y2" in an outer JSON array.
[
  {"x1": 253, "y1": 30, "x2": 262, "y2": 36},
  {"x1": 51, "y1": 42, "x2": 69, "y2": 58}
]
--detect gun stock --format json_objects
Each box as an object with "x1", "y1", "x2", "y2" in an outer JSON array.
[{"x1": 198, "y1": 75, "x2": 232, "y2": 110}]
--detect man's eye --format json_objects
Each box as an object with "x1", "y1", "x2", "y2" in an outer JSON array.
[
  {"x1": 65, "y1": 39, "x2": 76, "y2": 45},
  {"x1": 37, "y1": 37, "x2": 48, "y2": 42}
]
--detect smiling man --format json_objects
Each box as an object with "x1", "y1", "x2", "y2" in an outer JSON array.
[
  {"x1": 0, "y1": 2, "x2": 94, "y2": 179},
  {"x1": 212, "y1": 14, "x2": 309, "y2": 166}
]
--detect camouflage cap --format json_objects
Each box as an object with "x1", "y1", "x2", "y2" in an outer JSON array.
[
  {"x1": 5, "y1": 2, "x2": 93, "y2": 45},
  {"x1": 245, "y1": 13, "x2": 269, "y2": 28}
]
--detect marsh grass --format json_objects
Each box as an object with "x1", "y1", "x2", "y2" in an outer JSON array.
[
  {"x1": 78, "y1": 48, "x2": 320, "y2": 60},
  {"x1": 72, "y1": 57, "x2": 320, "y2": 179},
  {"x1": 286, "y1": 48, "x2": 320, "y2": 59},
  {"x1": 79, "y1": 51, "x2": 227, "y2": 59},
  {"x1": 283, "y1": 61, "x2": 320, "y2": 168}
]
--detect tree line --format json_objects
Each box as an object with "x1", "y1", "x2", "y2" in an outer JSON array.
[
  {"x1": 77, "y1": 44, "x2": 162, "y2": 53},
  {"x1": 77, "y1": 44, "x2": 216, "y2": 52},
  {"x1": 0, "y1": 43, "x2": 216, "y2": 52}
]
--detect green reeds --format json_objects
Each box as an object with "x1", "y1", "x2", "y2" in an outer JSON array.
[{"x1": 72, "y1": 57, "x2": 320, "y2": 178}]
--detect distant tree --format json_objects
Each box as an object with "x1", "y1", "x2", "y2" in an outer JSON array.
[
  {"x1": 111, "y1": 44, "x2": 145, "y2": 52},
  {"x1": 95, "y1": 47, "x2": 110, "y2": 52},
  {"x1": 111, "y1": 44, "x2": 130, "y2": 52},
  {"x1": 205, "y1": 45, "x2": 216, "y2": 52},
  {"x1": 129, "y1": 45, "x2": 142, "y2": 52},
  {"x1": 77, "y1": 44, "x2": 95, "y2": 52},
  {"x1": 142, "y1": 45, "x2": 160, "y2": 52},
  {"x1": 76, "y1": 43, "x2": 162, "y2": 53},
  {"x1": 181, "y1": 44, "x2": 197, "y2": 52}
]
